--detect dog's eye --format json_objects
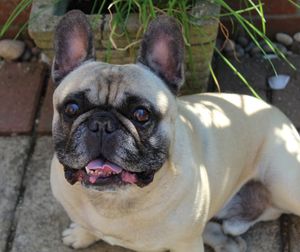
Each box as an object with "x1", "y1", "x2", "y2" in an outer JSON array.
[
  {"x1": 133, "y1": 108, "x2": 150, "y2": 123},
  {"x1": 64, "y1": 103, "x2": 80, "y2": 117}
]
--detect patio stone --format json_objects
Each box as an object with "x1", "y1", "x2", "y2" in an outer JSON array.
[
  {"x1": 11, "y1": 137, "x2": 131, "y2": 252},
  {"x1": 0, "y1": 62, "x2": 48, "y2": 134},
  {"x1": 0, "y1": 136, "x2": 30, "y2": 251}
]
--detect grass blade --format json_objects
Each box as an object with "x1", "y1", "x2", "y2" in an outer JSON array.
[
  {"x1": 0, "y1": 0, "x2": 32, "y2": 38},
  {"x1": 215, "y1": 47, "x2": 262, "y2": 99}
]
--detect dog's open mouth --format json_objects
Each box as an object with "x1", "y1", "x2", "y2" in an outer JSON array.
[{"x1": 64, "y1": 159, "x2": 156, "y2": 188}]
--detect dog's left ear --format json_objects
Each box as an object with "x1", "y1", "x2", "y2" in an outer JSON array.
[
  {"x1": 52, "y1": 10, "x2": 95, "y2": 85},
  {"x1": 137, "y1": 16, "x2": 184, "y2": 94}
]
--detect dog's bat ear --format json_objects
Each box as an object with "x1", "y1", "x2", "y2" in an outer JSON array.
[
  {"x1": 52, "y1": 10, "x2": 95, "y2": 85},
  {"x1": 137, "y1": 15, "x2": 184, "y2": 95}
]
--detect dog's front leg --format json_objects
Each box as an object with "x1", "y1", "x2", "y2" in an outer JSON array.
[
  {"x1": 170, "y1": 238, "x2": 204, "y2": 252},
  {"x1": 62, "y1": 222, "x2": 100, "y2": 249}
]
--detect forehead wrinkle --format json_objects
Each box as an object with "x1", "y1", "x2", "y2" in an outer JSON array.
[
  {"x1": 111, "y1": 80, "x2": 124, "y2": 107},
  {"x1": 95, "y1": 73, "x2": 108, "y2": 105},
  {"x1": 100, "y1": 66, "x2": 124, "y2": 107}
]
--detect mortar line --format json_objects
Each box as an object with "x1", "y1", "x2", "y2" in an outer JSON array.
[
  {"x1": 280, "y1": 215, "x2": 290, "y2": 252},
  {"x1": 100, "y1": 14, "x2": 105, "y2": 45},
  {"x1": 4, "y1": 67, "x2": 50, "y2": 252}
]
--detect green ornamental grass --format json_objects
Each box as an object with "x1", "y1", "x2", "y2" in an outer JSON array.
[{"x1": 0, "y1": 0, "x2": 297, "y2": 97}]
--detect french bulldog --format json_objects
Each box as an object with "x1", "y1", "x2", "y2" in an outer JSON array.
[{"x1": 50, "y1": 10, "x2": 300, "y2": 252}]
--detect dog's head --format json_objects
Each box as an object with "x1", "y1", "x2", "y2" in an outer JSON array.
[{"x1": 52, "y1": 10, "x2": 184, "y2": 191}]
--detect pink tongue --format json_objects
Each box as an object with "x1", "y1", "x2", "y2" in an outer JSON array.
[
  {"x1": 121, "y1": 171, "x2": 137, "y2": 184},
  {"x1": 86, "y1": 159, "x2": 137, "y2": 184},
  {"x1": 86, "y1": 159, "x2": 104, "y2": 169},
  {"x1": 86, "y1": 159, "x2": 122, "y2": 173}
]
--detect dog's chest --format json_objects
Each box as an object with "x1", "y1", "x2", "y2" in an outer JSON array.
[
  {"x1": 99, "y1": 227, "x2": 166, "y2": 252},
  {"x1": 89, "y1": 212, "x2": 170, "y2": 251},
  {"x1": 101, "y1": 234, "x2": 126, "y2": 247}
]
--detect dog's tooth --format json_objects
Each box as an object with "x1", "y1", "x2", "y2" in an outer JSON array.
[
  {"x1": 85, "y1": 166, "x2": 90, "y2": 174},
  {"x1": 105, "y1": 170, "x2": 112, "y2": 176}
]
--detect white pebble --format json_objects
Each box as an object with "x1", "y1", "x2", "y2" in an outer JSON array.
[
  {"x1": 268, "y1": 75, "x2": 290, "y2": 90},
  {"x1": 263, "y1": 54, "x2": 278, "y2": 60},
  {"x1": 293, "y1": 32, "x2": 300, "y2": 43},
  {"x1": 275, "y1": 33, "x2": 293, "y2": 46},
  {"x1": 223, "y1": 39, "x2": 235, "y2": 52},
  {"x1": 39, "y1": 53, "x2": 50, "y2": 65},
  {"x1": 0, "y1": 39, "x2": 25, "y2": 60}
]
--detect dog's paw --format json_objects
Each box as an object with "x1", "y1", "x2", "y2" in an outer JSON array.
[
  {"x1": 215, "y1": 236, "x2": 246, "y2": 252},
  {"x1": 62, "y1": 223, "x2": 99, "y2": 249}
]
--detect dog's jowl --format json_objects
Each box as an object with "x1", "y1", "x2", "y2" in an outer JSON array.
[{"x1": 50, "y1": 10, "x2": 300, "y2": 252}]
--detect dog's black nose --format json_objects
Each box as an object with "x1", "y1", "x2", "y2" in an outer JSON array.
[{"x1": 88, "y1": 112, "x2": 119, "y2": 134}]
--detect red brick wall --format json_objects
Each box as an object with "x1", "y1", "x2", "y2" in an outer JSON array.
[
  {"x1": 226, "y1": 0, "x2": 297, "y2": 15},
  {"x1": 222, "y1": 0, "x2": 300, "y2": 38},
  {"x1": 0, "y1": 0, "x2": 299, "y2": 39},
  {"x1": 0, "y1": 0, "x2": 31, "y2": 38}
]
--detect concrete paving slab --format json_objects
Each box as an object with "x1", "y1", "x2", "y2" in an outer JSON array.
[
  {"x1": 288, "y1": 215, "x2": 300, "y2": 252},
  {"x1": 242, "y1": 221, "x2": 282, "y2": 252},
  {"x1": 11, "y1": 137, "x2": 130, "y2": 252},
  {"x1": 10, "y1": 136, "x2": 285, "y2": 252},
  {"x1": 204, "y1": 221, "x2": 282, "y2": 252},
  {"x1": 0, "y1": 136, "x2": 31, "y2": 251}
]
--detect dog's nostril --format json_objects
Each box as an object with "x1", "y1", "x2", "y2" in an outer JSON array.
[
  {"x1": 88, "y1": 114, "x2": 119, "y2": 133},
  {"x1": 105, "y1": 120, "x2": 117, "y2": 133},
  {"x1": 88, "y1": 120, "x2": 99, "y2": 132}
]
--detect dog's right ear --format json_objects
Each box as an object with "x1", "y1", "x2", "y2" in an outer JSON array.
[
  {"x1": 137, "y1": 16, "x2": 184, "y2": 95},
  {"x1": 52, "y1": 10, "x2": 95, "y2": 85}
]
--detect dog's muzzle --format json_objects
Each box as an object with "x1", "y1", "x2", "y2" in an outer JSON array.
[{"x1": 88, "y1": 111, "x2": 119, "y2": 134}]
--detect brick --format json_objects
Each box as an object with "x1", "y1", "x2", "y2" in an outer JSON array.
[
  {"x1": 101, "y1": 13, "x2": 219, "y2": 49},
  {"x1": 220, "y1": 15, "x2": 300, "y2": 38},
  {"x1": 214, "y1": 57, "x2": 268, "y2": 100},
  {"x1": 265, "y1": 16, "x2": 300, "y2": 38},
  {"x1": 224, "y1": 0, "x2": 296, "y2": 15},
  {"x1": 242, "y1": 221, "x2": 282, "y2": 252},
  {"x1": 263, "y1": 0, "x2": 297, "y2": 15},
  {"x1": 37, "y1": 79, "x2": 54, "y2": 135},
  {"x1": 0, "y1": 62, "x2": 48, "y2": 135},
  {"x1": 0, "y1": 0, "x2": 31, "y2": 38},
  {"x1": 0, "y1": 1, "x2": 30, "y2": 24}
]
